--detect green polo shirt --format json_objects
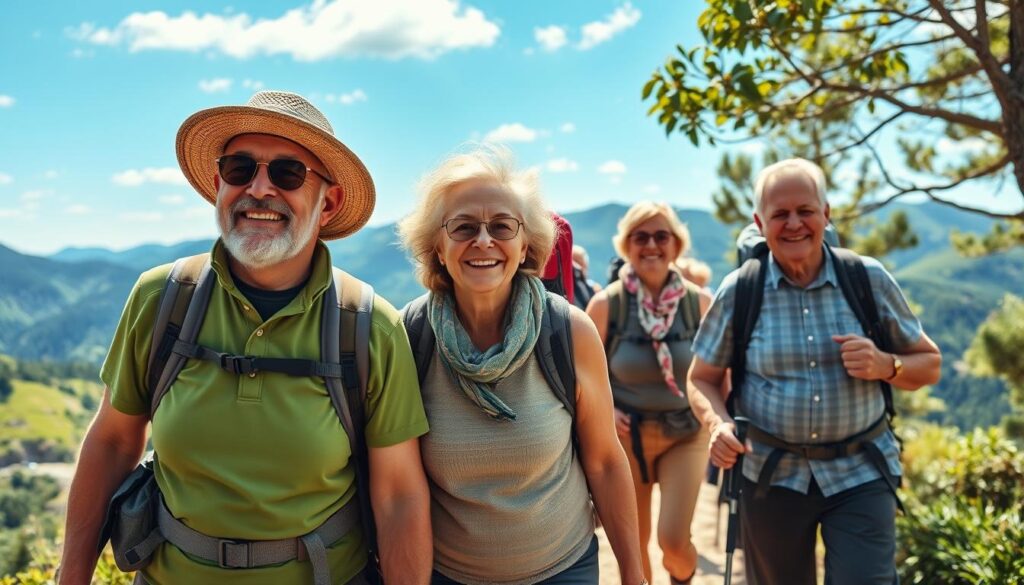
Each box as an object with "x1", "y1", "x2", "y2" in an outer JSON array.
[{"x1": 101, "y1": 240, "x2": 428, "y2": 585}]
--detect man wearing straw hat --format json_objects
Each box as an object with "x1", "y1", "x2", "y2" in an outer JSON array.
[{"x1": 59, "y1": 91, "x2": 432, "y2": 585}]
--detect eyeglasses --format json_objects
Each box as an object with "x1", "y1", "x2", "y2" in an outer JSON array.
[
  {"x1": 442, "y1": 218, "x2": 523, "y2": 241},
  {"x1": 629, "y1": 230, "x2": 673, "y2": 246},
  {"x1": 216, "y1": 154, "x2": 334, "y2": 191}
]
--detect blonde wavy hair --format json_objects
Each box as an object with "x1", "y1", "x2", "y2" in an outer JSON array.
[
  {"x1": 612, "y1": 201, "x2": 691, "y2": 260},
  {"x1": 397, "y1": 145, "x2": 557, "y2": 293}
]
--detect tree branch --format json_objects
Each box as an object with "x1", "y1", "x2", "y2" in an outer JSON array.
[
  {"x1": 929, "y1": 0, "x2": 1014, "y2": 93},
  {"x1": 824, "y1": 82, "x2": 1002, "y2": 133},
  {"x1": 857, "y1": 144, "x2": 1018, "y2": 220},
  {"x1": 815, "y1": 34, "x2": 957, "y2": 77},
  {"x1": 822, "y1": 112, "x2": 906, "y2": 159}
]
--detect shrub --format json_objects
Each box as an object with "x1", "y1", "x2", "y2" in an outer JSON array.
[{"x1": 898, "y1": 426, "x2": 1024, "y2": 584}]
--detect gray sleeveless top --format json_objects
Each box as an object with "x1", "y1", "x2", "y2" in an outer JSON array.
[
  {"x1": 420, "y1": 351, "x2": 595, "y2": 585},
  {"x1": 608, "y1": 281, "x2": 701, "y2": 413}
]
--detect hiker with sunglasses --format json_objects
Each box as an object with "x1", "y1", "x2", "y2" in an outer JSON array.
[
  {"x1": 585, "y1": 202, "x2": 713, "y2": 585},
  {"x1": 396, "y1": 147, "x2": 645, "y2": 585},
  {"x1": 59, "y1": 91, "x2": 432, "y2": 585},
  {"x1": 686, "y1": 158, "x2": 941, "y2": 584}
]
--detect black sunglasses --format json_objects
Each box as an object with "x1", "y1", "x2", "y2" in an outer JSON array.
[
  {"x1": 629, "y1": 230, "x2": 673, "y2": 246},
  {"x1": 216, "y1": 154, "x2": 334, "y2": 191},
  {"x1": 442, "y1": 217, "x2": 523, "y2": 241}
]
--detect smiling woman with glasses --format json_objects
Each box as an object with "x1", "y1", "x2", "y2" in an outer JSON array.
[
  {"x1": 584, "y1": 201, "x2": 714, "y2": 585},
  {"x1": 396, "y1": 146, "x2": 645, "y2": 585}
]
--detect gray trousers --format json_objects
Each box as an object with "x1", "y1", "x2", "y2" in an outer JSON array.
[{"x1": 741, "y1": 477, "x2": 898, "y2": 585}]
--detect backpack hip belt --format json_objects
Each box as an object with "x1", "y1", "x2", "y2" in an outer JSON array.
[
  {"x1": 615, "y1": 403, "x2": 698, "y2": 485},
  {"x1": 157, "y1": 495, "x2": 361, "y2": 584},
  {"x1": 744, "y1": 414, "x2": 903, "y2": 510}
]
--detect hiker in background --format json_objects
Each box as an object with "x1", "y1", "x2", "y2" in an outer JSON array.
[
  {"x1": 397, "y1": 146, "x2": 645, "y2": 585},
  {"x1": 687, "y1": 158, "x2": 941, "y2": 585},
  {"x1": 585, "y1": 201, "x2": 712, "y2": 585},
  {"x1": 59, "y1": 91, "x2": 431, "y2": 585},
  {"x1": 675, "y1": 257, "x2": 712, "y2": 290},
  {"x1": 572, "y1": 244, "x2": 601, "y2": 310}
]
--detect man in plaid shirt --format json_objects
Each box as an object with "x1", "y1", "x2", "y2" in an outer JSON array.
[{"x1": 687, "y1": 158, "x2": 941, "y2": 585}]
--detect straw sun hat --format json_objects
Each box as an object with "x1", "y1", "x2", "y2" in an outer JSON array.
[{"x1": 176, "y1": 90, "x2": 375, "y2": 240}]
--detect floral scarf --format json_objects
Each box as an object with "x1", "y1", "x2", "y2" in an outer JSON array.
[
  {"x1": 426, "y1": 274, "x2": 546, "y2": 421},
  {"x1": 618, "y1": 262, "x2": 689, "y2": 398}
]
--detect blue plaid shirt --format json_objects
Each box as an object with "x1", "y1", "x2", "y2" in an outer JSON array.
[{"x1": 693, "y1": 247, "x2": 922, "y2": 496}]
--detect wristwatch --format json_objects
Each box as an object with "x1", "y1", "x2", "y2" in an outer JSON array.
[{"x1": 887, "y1": 354, "x2": 903, "y2": 381}]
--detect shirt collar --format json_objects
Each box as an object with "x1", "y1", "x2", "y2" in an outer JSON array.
[
  {"x1": 766, "y1": 244, "x2": 838, "y2": 290},
  {"x1": 209, "y1": 238, "x2": 334, "y2": 313}
]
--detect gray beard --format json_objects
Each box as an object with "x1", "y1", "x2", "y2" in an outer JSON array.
[{"x1": 218, "y1": 194, "x2": 323, "y2": 269}]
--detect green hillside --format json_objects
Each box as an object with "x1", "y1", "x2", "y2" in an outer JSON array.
[{"x1": 0, "y1": 360, "x2": 103, "y2": 466}]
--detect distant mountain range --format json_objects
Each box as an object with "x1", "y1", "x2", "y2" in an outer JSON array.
[{"x1": 5, "y1": 200, "x2": 1022, "y2": 430}]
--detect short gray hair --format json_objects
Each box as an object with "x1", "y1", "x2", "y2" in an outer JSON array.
[{"x1": 752, "y1": 158, "x2": 828, "y2": 216}]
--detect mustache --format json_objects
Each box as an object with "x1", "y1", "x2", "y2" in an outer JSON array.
[{"x1": 229, "y1": 196, "x2": 292, "y2": 219}]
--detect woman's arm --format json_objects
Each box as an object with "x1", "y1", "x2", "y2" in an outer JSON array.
[{"x1": 570, "y1": 306, "x2": 645, "y2": 585}]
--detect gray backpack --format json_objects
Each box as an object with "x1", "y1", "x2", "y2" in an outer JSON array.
[{"x1": 98, "y1": 253, "x2": 378, "y2": 585}]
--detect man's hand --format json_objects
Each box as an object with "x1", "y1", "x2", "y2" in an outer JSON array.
[
  {"x1": 708, "y1": 419, "x2": 746, "y2": 469},
  {"x1": 832, "y1": 334, "x2": 891, "y2": 381}
]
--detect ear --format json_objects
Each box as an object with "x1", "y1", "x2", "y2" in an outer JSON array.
[
  {"x1": 213, "y1": 173, "x2": 221, "y2": 190},
  {"x1": 823, "y1": 203, "x2": 831, "y2": 222},
  {"x1": 753, "y1": 212, "x2": 764, "y2": 233},
  {"x1": 319, "y1": 184, "x2": 344, "y2": 227}
]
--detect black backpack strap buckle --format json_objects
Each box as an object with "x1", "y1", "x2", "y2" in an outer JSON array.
[{"x1": 219, "y1": 354, "x2": 256, "y2": 375}]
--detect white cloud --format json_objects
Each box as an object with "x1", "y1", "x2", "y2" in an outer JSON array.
[
  {"x1": 545, "y1": 158, "x2": 579, "y2": 173},
  {"x1": 21, "y1": 190, "x2": 48, "y2": 201},
  {"x1": 578, "y1": 3, "x2": 641, "y2": 50},
  {"x1": 0, "y1": 209, "x2": 22, "y2": 218},
  {"x1": 643, "y1": 184, "x2": 661, "y2": 194},
  {"x1": 69, "y1": 0, "x2": 501, "y2": 61},
  {"x1": 120, "y1": 211, "x2": 164, "y2": 222},
  {"x1": 598, "y1": 160, "x2": 627, "y2": 174},
  {"x1": 113, "y1": 167, "x2": 188, "y2": 186},
  {"x1": 0, "y1": 173, "x2": 11, "y2": 185},
  {"x1": 159, "y1": 194, "x2": 186, "y2": 205},
  {"x1": 242, "y1": 79, "x2": 264, "y2": 90},
  {"x1": 338, "y1": 89, "x2": 367, "y2": 105},
  {"x1": 534, "y1": 25, "x2": 567, "y2": 52},
  {"x1": 199, "y1": 77, "x2": 232, "y2": 93},
  {"x1": 66, "y1": 204, "x2": 91, "y2": 215},
  {"x1": 0, "y1": 95, "x2": 14, "y2": 108},
  {"x1": 559, "y1": 122, "x2": 576, "y2": 133},
  {"x1": 484, "y1": 123, "x2": 539, "y2": 143}
]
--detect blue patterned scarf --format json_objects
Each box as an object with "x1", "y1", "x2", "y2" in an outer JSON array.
[{"x1": 427, "y1": 274, "x2": 546, "y2": 421}]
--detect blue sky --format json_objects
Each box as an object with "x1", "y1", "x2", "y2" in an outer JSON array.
[{"x1": 0, "y1": 1, "x2": 1013, "y2": 256}]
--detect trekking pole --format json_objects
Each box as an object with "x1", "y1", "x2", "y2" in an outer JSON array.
[{"x1": 723, "y1": 416, "x2": 749, "y2": 585}]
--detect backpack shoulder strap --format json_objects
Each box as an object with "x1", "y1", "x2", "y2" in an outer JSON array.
[
  {"x1": 728, "y1": 253, "x2": 768, "y2": 416},
  {"x1": 147, "y1": 253, "x2": 213, "y2": 418},
  {"x1": 400, "y1": 294, "x2": 435, "y2": 386},
  {"x1": 679, "y1": 279, "x2": 702, "y2": 332},
  {"x1": 828, "y1": 247, "x2": 896, "y2": 418},
  {"x1": 323, "y1": 267, "x2": 378, "y2": 568},
  {"x1": 603, "y1": 280, "x2": 628, "y2": 356},
  {"x1": 537, "y1": 292, "x2": 579, "y2": 455}
]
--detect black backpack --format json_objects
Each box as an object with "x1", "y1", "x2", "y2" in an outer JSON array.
[
  {"x1": 571, "y1": 265, "x2": 595, "y2": 310},
  {"x1": 728, "y1": 244, "x2": 896, "y2": 418},
  {"x1": 400, "y1": 291, "x2": 579, "y2": 453}
]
